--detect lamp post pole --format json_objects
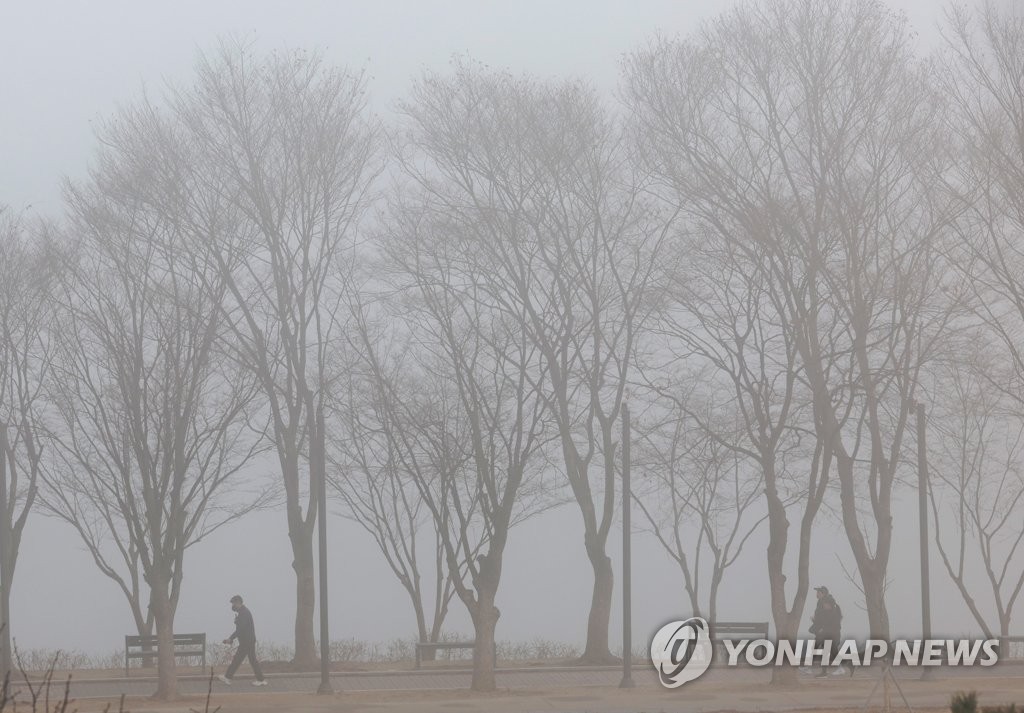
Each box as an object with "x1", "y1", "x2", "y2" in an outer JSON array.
[
  {"x1": 315, "y1": 403, "x2": 334, "y2": 695},
  {"x1": 914, "y1": 401, "x2": 932, "y2": 681},
  {"x1": 620, "y1": 402, "x2": 635, "y2": 689}
]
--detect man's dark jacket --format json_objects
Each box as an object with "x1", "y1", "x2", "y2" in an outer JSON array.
[
  {"x1": 229, "y1": 606, "x2": 256, "y2": 646},
  {"x1": 809, "y1": 596, "x2": 842, "y2": 637}
]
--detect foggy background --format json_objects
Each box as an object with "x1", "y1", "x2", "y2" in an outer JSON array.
[{"x1": 0, "y1": 0, "x2": 1008, "y2": 660}]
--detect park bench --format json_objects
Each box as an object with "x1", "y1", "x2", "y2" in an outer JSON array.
[
  {"x1": 998, "y1": 636, "x2": 1024, "y2": 662},
  {"x1": 124, "y1": 633, "x2": 206, "y2": 676},
  {"x1": 710, "y1": 621, "x2": 770, "y2": 661},
  {"x1": 414, "y1": 640, "x2": 498, "y2": 670}
]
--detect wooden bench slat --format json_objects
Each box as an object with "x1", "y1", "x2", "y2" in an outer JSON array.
[
  {"x1": 711, "y1": 621, "x2": 769, "y2": 635},
  {"x1": 712, "y1": 622, "x2": 770, "y2": 631},
  {"x1": 124, "y1": 633, "x2": 206, "y2": 677},
  {"x1": 710, "y1": 621, "x2": 770, "y2": 661},
  {"x1": 999, "y1": 636, "x2": 1024, "y2": 660},
  {"x1": 413, "y1": 640, "x2": 497, "y2": 669},
  {"x1": 126, "y1": 636, "x2": 206, "y2": 646}
]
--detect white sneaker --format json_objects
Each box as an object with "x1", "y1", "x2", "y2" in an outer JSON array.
[
  {"x1": 832, "y1": 666, "x2": 848, "y2": 676},
  {"x1": 217, "y1": 675, "x2": 231, "y2": 685},
  {"x1": 252, "y1": 679, "x2": 268, "y2": 687}
]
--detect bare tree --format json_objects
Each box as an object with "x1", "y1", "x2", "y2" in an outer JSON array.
[
  {"x1": 928, "y1": 355, "x2": 1024, "y2": 640},
  {"x1": 43, "y1": 145, "x2": 264, "y2": 699},
  {"x1": 625, "y1": 0, "x2": 952, "y2": 641},
  {"x1": 327, "y1": 318, "x2": 463, "y2": 655},
  {"x1": 625, "y1": 165, "x2": 823, "y2": 684},
  {"x1": 394, "y1": 61, "x2": 669, "y2": 662},
  {"x1": 932, "y1": 5, "x2": 1024, "y2": 642},
  {"x1": 361, "y1": 166, "x2": 556, "y2": 689},
  {"x1": 171, "y1": 43, "x2": 381, "y2": 667},
  {"x1": 940, "y1": 3, "x2": 1024, "y2": 412},
  {"x1": 633, "y1": 385, "x2": 766, "y2": 624},
  {"x1": 0, "y1": 208, "x2": 53, "y2": 680},
  {"x1": 626, "y1": 21, "x2": 832, "y2": 685}
]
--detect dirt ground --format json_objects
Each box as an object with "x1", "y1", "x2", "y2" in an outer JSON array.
[
  {"x1": 27, "y1": 674, "x2": 1024, "y2": 713},
  {"x1": 24, "y1": 657, "x2": 550, "y2": 682},
  {"x1": 22, "y1": 693, "x2": 957, "y2": 713}
]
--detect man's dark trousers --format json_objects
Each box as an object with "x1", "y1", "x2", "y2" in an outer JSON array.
[{"x1": 226, "y1": 641, "x2": 263, "y2": 680}]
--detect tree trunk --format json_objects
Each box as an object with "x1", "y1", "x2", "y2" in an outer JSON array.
[
  {"x1": 861, "y1": 564, "x2": 890, "y2": 640},
  {"x1": 580, "y1": 539, "x2": 616, "y2": 664},
  {"x1": 836, "y1": 452, "x2": 892, "y2": 640},
  {"x1": 0, "y1": 572, "x2": 12, "y2": 681},
  {"x1": 151, "y1": 589, "x2": 178, "y2": 700},
  {"x1": 131, "y1": 606, "x2": 155, "y2": 669},
  {"x1": 412, "y1": 592, "x2": 438, "y2": 662},
  {"x1": 470, "y1": 596, "x2": 500, "y2": 691},
  {"x1": 765, "y1": 487, "x2": 798, "y2": 686},
  {"x1": 763, "y1": 447, "x2": 824, "y2": 688},
  {"x1": 0, "y1": 441, "x2": 12, "y2": 681},
  {"x1": 770, "y1": 615, "x2": 800, "y2": 685},
  {"x1": 128, "y1": 598, "x2": 152, "y2": 643},
  {"x1": 290, "y1": 528, "x2": 318, "y2": 668},
  {"x1": 142, "y1": 618, "x2": 155, "y2": 668}
]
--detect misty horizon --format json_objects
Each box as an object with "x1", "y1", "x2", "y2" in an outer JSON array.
[{"x1": 2, "y1": 2, "x2": 1024, "y2": 705}]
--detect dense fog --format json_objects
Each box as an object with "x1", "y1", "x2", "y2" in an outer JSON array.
[{"x1": 2, "y1": 0, "x2": 1023, "y2": 699}]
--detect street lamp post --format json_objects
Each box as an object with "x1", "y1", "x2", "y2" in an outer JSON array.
[
  {"x1": 315, "y1": 403, "x2": 334, "y2": 695},
  {"x1": 914, "y1": 401, "x2": 932, "y2": 681},
  {"x1": 620, "y1": 403, "x2": 635, "y2": 689}
]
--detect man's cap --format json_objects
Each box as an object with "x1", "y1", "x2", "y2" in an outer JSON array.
[
  {"x1": 814, "y1": 586, "x2": 829, "y2": 594},
  {"x1": 230, "y1": 595, "x2": 243, "y2": 604}
]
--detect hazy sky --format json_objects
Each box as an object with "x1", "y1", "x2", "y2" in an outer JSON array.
[
  {"x1": 2, "y1": 0, "x2": 947, "y2": 213},
  {"x1": 1, "y1": 0, "x2": 995, "y2": 660}
]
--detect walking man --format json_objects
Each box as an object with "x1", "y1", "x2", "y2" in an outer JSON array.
[
  {"x1": 218, "y1": 595, "x2": 268, "y2": 686},
  {"x1": 808, "y1": 585, "x2": 848, "y2": 677}
]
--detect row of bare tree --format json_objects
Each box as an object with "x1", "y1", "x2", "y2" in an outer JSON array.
[{"x1": 2, "y1": 0, "x2": 1024, "y2": 697}]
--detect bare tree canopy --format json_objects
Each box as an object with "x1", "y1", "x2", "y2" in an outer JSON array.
[
  {"x1": 0, "y1": 208, "x2": 53, "y2": 680},
  {"x1": 43, "y1": 134, "x2": 266, "y2": 698},
  {"x1": 353, "y1": 233, "x2": 552, "y2": 690},
  {"x1": 928, "y1": 356, "x2": 1024, "y2": 639},
  {"x1": 625, "y1": 0, "x2": 959, "y2": 650},
  {"x1": 633, "y1": 386, "x2": 766, "y2": 624},
  {"x1": 328, "y1": 315, "x2": 464, "y2": 657},
  {"x1": 392, "y1": 60, "x2": 671, "y2": 663},
  {"x1": 165, "y1": 42, "x2": 382, "y2": 667},
  {"x1": 941, "y1": 2, "x2": 1024, "y2": 408},
  {"x1": 8, "y1": 1, "x2": 1024, "y2": 699},
  {"x1": 931, "y1": 1, "x2": 1024, "y2": 642}
]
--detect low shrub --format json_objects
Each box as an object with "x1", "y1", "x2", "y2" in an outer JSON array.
[{"x1": 952, "y1": 691, "x2": 979, "y2": 713}]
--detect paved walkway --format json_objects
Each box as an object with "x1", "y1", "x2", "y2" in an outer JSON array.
[
  {"x1": 6, "y1": 664, "x2": 1022, "y2": 712},
  {"x1": 9, "y1": 665, "x2": 762, "y2": 699}
]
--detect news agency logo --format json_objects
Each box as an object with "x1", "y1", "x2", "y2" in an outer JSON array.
[
  {"x1": 650, "y1": 616, "x2": 1001, "y2": 689},
  {"x1": 650, "y1": 617, "x2": 713, "y2": 687}
]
